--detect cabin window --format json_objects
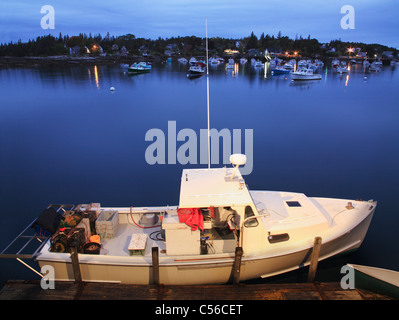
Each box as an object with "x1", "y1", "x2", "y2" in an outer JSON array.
[
  {"x1": 286, "y1": 201, "x2": 301, "y2": 207},
  {"x1": 244, "y1": 206, "x2": 259, "y2": 228}
]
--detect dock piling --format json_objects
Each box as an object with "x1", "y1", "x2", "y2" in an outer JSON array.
[
  {"x1": 233, "y1": 246, "x2": 243, "y2": 285},
  {"x1": 152, "y1": 247, "x2": 159, "y2": 285},
  {"x1": 307, "y1": 236, "x2": 322, "y2": 283},
  {"x1": 70, "y1": 247, "x2": 82, "y2": 283}
]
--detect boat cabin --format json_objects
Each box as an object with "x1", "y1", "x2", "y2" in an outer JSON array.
[{"x1": 161, "y1": 165, "x2": 265, "y2": 256}]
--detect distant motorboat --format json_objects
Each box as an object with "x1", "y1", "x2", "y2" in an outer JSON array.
[
  {"x1": 189, "y1": 57, "x2": 197, "y2": 66},
  {"x1": 187, "y1": 63, "x2": 206, "y2": 78},
  {"x1": 226, "y1": 58, "x2": 235, "y2": 69},
  {"x1": 291, "y1": 68, "x2": 321, "y2": 81},
  {"x1": 240, "y1": 57, "x2": 248, "y2": 64},
  {"x1": 178, "y1": 57, "x2": 188, "y2": 64},
  {"x1": 283, "y1": 60, "x2": 295, "y2": 70},
  {"x1": 271, "y1": 66, "x2": 291, "y2": 75},
  {"x1": 209, "y1": 57, "x2": 219, "y2": 65},
  {"x1": 336, "y1": 66, "x2": 349, "y2": 74},
  {"x1": 128, "y1": 62, "x2": 152, "y2": 74},
  {"x1": 331, "y1": 59, "x2": 340, "y2": 69},
  {"x1": 298, "y1": 60, "x2": 307, "y2": 68},
  {"x1": 315, "y1": 59, "x2": 324, "y2": 68},
  {"x1": 254, "y1": 60, "x2": 264, "y2": 68},
  {"x1": 369, "y1": 62, "x2": 380, "y2": 72}
]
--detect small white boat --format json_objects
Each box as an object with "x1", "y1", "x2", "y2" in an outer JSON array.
[
  {"x1": 226, "y1": 58, "x2": 235, "y2": 69},
  {"x1": 331, "y1": 59, "x2": 340, "y2": 69},
  {"x1": 177, "y1": 57, "x2": 188, "y2": 64},
  {"x1": 283, "y1": 60, "x2": 295, "y2": 70},
  {"x1": 189, "y1": 57, "x2": 197, "y2": 66},
  {"x1": 291, "y1": 68, "x2": 322, "y2": 81},
  {"x1": 240, "y1": 57, "x2": 248, "y2": 64},
  {"x1": 254, "y1": 60, "x2": 264, "y2": 68},
  {"x1": 347, "y1": 264, "x2": 399, "y2": 299},
  {"x1": 369, "y1": 62, "x2": 380, "y2": 72},
  {"x1": 127, "y1": 62, "x2": 152, "y2": 74},
  {"x1": 336, "y1": 66, "x2": 349, "y2": 74},
  {"x1": 209, "y1": 57, "x2": 219, "y2": 65},
  {"x1": 298, "y1": 60, "x2": 307, "y2": 68},
  {"x1": 315, "y1": 59, "x2": 324, "y2": 68},
  {"x1": 187, "y1": 62, "x2": 206, "y2": 78},
  {"x1": 271, "y1": 66, "x2": 291, "y2": 75}
]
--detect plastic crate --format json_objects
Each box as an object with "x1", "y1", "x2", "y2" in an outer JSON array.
[{"x1": 95, "y1": 210, "x2": 119, "y2": 239}]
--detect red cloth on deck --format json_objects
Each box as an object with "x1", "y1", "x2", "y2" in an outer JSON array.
[{"x1": 178, "y1": 208, "x2": 204, "y2": 231}]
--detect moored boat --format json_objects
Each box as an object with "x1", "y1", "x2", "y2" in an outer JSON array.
[
  {"x1": 347, "y1": 264, "x2": 399, "y2": 299},
  {"x1": 271, "y1": 66, "x2": 291, "y2": 75},
  {"x1": 226, "y1": 58, "x2": 235, "y2": 69},
  {"x1": 369, "y1": 62, "x2": 381, "y2": 72},
  {"x1": 336, "y1": 66, "x2": 349, "y2": 74},
  {"x1": 0, "y1": 152, "x2": 376, "y2": 285},
  {"x1": 128, "y1": 62, "x2": 152, "y2": 74},
  {"x1": 187, "y1": 63, "x2": 206, "y2": 78},
  {"x1": 291, "y1": 68, "x2": 322, "y2": 81}
]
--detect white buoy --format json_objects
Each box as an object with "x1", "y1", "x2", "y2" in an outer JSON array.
[{"x1": 110, "y1": 87, "x2": 115, "y2": 91}]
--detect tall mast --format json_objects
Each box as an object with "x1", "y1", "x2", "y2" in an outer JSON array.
[{"x1": 206, "y1": 18, "x2": 210, "y2": 169}]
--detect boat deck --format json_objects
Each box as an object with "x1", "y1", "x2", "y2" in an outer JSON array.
[{"x1": 99, "y1": 222, "x2": 166, "y2": 257}]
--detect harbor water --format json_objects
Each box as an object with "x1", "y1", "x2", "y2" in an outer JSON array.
[{"x1": 0, "y1": 60, "x2": 398, "y2": 286}]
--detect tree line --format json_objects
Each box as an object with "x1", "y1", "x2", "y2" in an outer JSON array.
[{"x1": 0, "y1": 31, "x2": 396, "y2": 58}]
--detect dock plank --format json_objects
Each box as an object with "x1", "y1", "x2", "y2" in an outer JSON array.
[{"x1": 0, "y1": 280, "x2": 392, "y2": 300}]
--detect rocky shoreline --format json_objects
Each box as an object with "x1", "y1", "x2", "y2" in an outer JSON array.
[{"x1": 0, "y1": 55, "x2": 165, "y2": 68}]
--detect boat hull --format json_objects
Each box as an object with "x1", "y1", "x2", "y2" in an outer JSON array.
[
  {"x1": 37, "y1": 206, "x2": 375, "y2": 285},
  {"x1": 348, "y1": 264, "x2": 399, "y2": 299},
  {"x1": 291, "y1": 75, "x2": 322, "y2": 81},
  {"x1": 128, "y1": 68, "x2": 150, "y2": 74}
]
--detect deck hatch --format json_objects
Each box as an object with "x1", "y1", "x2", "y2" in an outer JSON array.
[{"x1": 286, "y1": 201, "x2": 301, "y2": 207}]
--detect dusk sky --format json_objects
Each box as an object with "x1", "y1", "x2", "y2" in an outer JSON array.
[{"x1": 1, "y1": 0, "x2": 398, "y2": 48}]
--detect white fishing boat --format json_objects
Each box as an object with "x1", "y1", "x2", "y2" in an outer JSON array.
[
  {"x1": 24, "y1": 155, "x2": 375, "y2": 285},
  {"x1": 347, "y1": 264, "x2": 399, "y2": 299},
  {"x1": 291, "y1": 68, "x2": 322, "y2": 81},
  {"x1": 240, "y1": 57, "x2": 248, "y2": 64}
]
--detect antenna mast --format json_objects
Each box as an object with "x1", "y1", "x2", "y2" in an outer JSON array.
[{"x1": 206, "y1": 18, "x2": 210, "y2": 169}]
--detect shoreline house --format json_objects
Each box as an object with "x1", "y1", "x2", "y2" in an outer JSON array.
[{"x1": 69, "y1": 45, "x2": 81, "y2": 55}]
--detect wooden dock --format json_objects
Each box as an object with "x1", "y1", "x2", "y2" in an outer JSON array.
[{"x1": 0, "y1": 280, "x2": 392, "y2": 300}]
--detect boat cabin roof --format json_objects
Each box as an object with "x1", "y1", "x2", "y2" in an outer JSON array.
[{"x1": 178, "y1": 168, "x2": 254, "y2": 208}]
